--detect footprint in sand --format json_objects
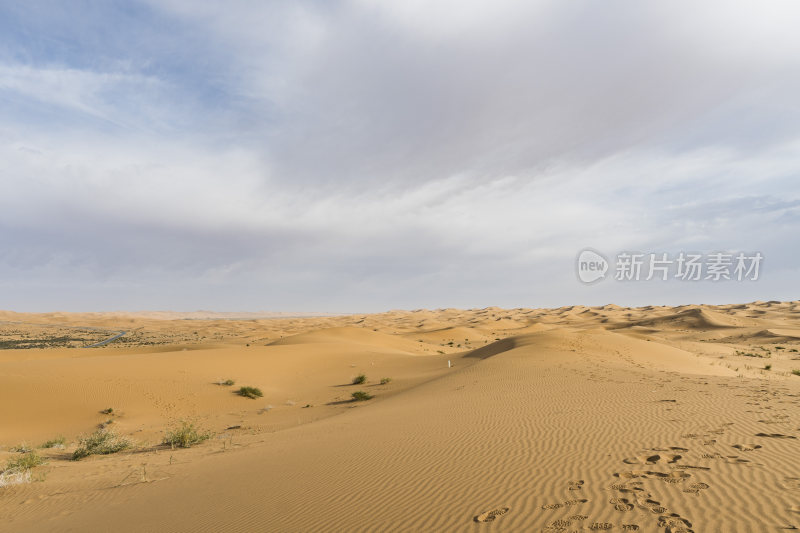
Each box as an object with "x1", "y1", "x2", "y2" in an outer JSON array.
[
  {"x1": 544, "y1": 518, "x2": 572, "y2": 530},
  {"x1": 623, "y1": 453, "x2": 682, "y2": 465},
  {"x1": 541, "y1": 498, "x2": 589, "y2": 510},
  {"x1": 658, "y1": 513, "x2": 694, "y2": 533},
  {"x1": 756, "y1": 433, "x2": 796, "y2": 439},
  {"x1": 621, "y1": 525, "x2": 640, "y2": 531},
  {"x1": 732, "y1": 444, "x2": 762, "y2": 451},
  {"x1": 474, "y1": 507, "x2": 509, "y2": 523},
  {"x1": 615, "y1": 470, "x2": 691, "y2": 483},
  {"x1": 782, "y1": 477, "x2": 800, "y2": 490},
  {"x1": 682, "y1": 482, "x2": 710, "y2": 495},
  {"x1": 568, "y1": 479, "x2": 584, "y2": 491}
]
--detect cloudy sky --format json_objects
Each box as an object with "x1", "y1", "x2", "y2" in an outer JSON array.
[{"x1": 1, "y1": 1, "x2": 799, "y2": 312}]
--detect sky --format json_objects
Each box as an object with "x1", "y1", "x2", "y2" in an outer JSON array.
[{"x1": 1, "y1": 0, "x2": 799, "y2": 312}]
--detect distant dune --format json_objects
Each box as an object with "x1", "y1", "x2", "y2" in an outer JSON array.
[{"x1": 1, "y1": 301, "x2": 799, "y2": 532}]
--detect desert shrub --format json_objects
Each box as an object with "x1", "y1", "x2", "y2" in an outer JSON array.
[
  {"x1": 100, "y1": 407, "x2": 114, "y2": 415},
  {"x1": 72, "y1": 429, "x2": 131, "y2": 460},
  {"x1": 237, "y1": 386, "x2": 263, "y2": 399},
  {"x1": 10, "y1": 443, "x2": 31, "y2": 453},
  {"x1": 0, "y1": 470, "x2": 31, "y2": 488},
  {"x1": 764, "y1": 364, "x2": 772, "y2": 370},
  {"x1": 5, "y1": 451, "x2": 46, "y2": 472},
  {"x1": 792, "y1": 369, "x2": 800, "y2": 376},
  {"x1": 380, "y1": 377, "x2": 392, "y2": 385},
  {"x1": 351, "y1": 391, "x2": 373, "y2": 401},
  {"x1": 352, "y1": 374, "x2": 367, "y2": 385},
  {"x1": 41, "y1": 436, "x2": 66, "y2": 449},
  {"x1": 220, "y1": 379, "x2": 235, "y2": 386},
  {"x1": 163, "y1": 421, "x2": 212, "y2": 449}
]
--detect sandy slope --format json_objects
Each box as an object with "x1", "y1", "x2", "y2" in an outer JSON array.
[{"x1": 1, "y1": 301, "x2": 800, "y2": 532}]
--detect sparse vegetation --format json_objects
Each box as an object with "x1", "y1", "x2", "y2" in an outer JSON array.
[
  {"x1": 5, "y1": 451, "x2": 46, "y2": 472},
  {"x1": 792, "y1": 370, "x2": 800, "y2": 377},
  {"x1": 237, "y1": 386, "x2": 263, "y2": 399},
  {"x1": 352, "y1": 374, "x2": 367, "y2": 385},
  {"x1": 351, "y1": 391, "x2": 373, "y2": 401},
  {"x1": 100, "y1": 407, "x2": 114, "y2": 415},
  {"x1": 380, "y1": 377, "x2": 392, "y2": 385},
  {"x1": 10, "y1": 442, "x2": 32, "y2": 453},
  {"x1": 218, "y1": 379, "x2": 235, "y2": 386},
  {"x1": 735, "y1": 350, "x2": 767, "y2": 358},
  {"x1": 41, "y1": 436, "x2": 66, "y2": 449},
  {"x1": 764, "y1": 364, "x2": 772, "y2": 371},
  {"x1": 72, "y1": 429, "x2": 132, "y2": 460},
  {"x1": 163, "y1": 421, "x2": 212, "y2": 449}
]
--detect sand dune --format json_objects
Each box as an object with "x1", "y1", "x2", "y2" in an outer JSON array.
[{"x1": 2, "y1": 301, "x2": 800, "y2": 532}]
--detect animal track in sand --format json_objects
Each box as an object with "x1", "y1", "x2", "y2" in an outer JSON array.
[
  {"x1": 756, "y1": 433, "x2": 796, "y2": 439},
  {"x1": 621, "y1": 525, "x2": 640, "y2": 531},
  {"x1": 474, "y1": 507, "x2": 509, "y2": 523},
  {"x1": 588, "y1": 523, "x2": 614, "y2": 530},
  {"x1": 732, "y1": 444, "x2": 762, "y2": 451}
]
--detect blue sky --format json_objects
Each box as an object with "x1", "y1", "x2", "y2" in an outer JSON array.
[{"x1": 1, "y1": 1, "x2": 799, "y2": 312}]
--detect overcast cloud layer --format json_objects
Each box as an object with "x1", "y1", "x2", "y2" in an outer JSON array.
[{"x1": 1, "y1": 1, "x2": 799, "y2": 312}]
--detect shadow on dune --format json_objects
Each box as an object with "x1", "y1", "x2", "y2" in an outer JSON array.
[{"x1": 463, "y1": 337, "x2": 519, "y2": 360}]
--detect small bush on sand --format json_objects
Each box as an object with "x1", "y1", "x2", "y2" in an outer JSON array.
[
  {"x1": 237, "y1": 386, "x2": 263, "y2": 399},
  {"x1": 10, "y1": 443, "x2": 31, "y2": 453},
  {"x1": 163, "y1": 421, "x2": 212, "y2": 449},
  {"x1": 352, "y1": 374, "x2": 367, "y2": 385},
  {"x1": 380, "y1": 377, "x2": 392, "y2": 385},
  {"x1": 220, "y1": 379, "x2": 235, "y2": 386},
  {"x1": 6, "y1": 451, "x2": 46, "y2": 472},
  {"x1": 792, "y1": 369, "x2": 800, "y2": 376},
  {"x1": 41, "y1": 436, "x2": 66, "y2": 449},
  {"x1": 351, "y1": 391, "x2": 373, "y2": 401},
  {"x1": 72, "y1": 429, "x2": 132, "y2": 460},
  {"x1": 100, "y1": 407, "x2": 114, "y2": 415},
  {"x1": 764, "y1": 364, "x2": 772, "y2": 371}
]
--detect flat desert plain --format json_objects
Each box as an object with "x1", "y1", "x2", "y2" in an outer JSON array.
[{"x1": 1, "y1": 301, "x2": 800, "y2": 532}]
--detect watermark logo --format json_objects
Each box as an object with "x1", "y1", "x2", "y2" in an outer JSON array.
[
  {"x1": 576, "y1": 249, "x2": 609, "y2": 284},
  {"x1": 577, "y1": 250, "x2": 763, "y2": 284}
]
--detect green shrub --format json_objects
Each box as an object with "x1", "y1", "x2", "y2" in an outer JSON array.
[
  {"x1": 352, "y1": 374, "x2": 367, "y2": 385},
  {"x1": 100, "y1": 407, "x2": 114, "y2": 415},
  {"x1": 764, "y1": 364, "x2": 772, "y2": 371},
  {"x1": 221, "y1": 379, "x2": 235, "y2": 386},
  {"x1": 351, "y1": 391, "x2": 373, "y2": 401},
  {"x1": 72, "y1": 429, "x2": 131, "y2": 460},
  {"x1": 41, "y1": 436, "x2": 66, "y2": 449},
  {"x1": 163, "y1": 421, "x2": 212, "y2": 449},
  {"x1": 237, "y1": 386, "x2": 263, "y2": 399},
  {"x1": 380, "y1": 377, "x2": 392, "y2": 385},
  {"x1": 792, "y1": 369, "x2": 800, "y2": 376},
  {"x1": 5, "y1": 451, "x2": 46, "y2": 472},
  {"x1": 10, "y1": 443, "x2": 31, "y2": 453}
]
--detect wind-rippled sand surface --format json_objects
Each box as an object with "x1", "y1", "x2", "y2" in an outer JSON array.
[{"x1": 1, "y1": 301, "x2": 800, "y2": 532}]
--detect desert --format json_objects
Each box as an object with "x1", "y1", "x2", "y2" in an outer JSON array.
[{"x1": 2, "y1": 302, "x2": 800, "y2": 532}]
